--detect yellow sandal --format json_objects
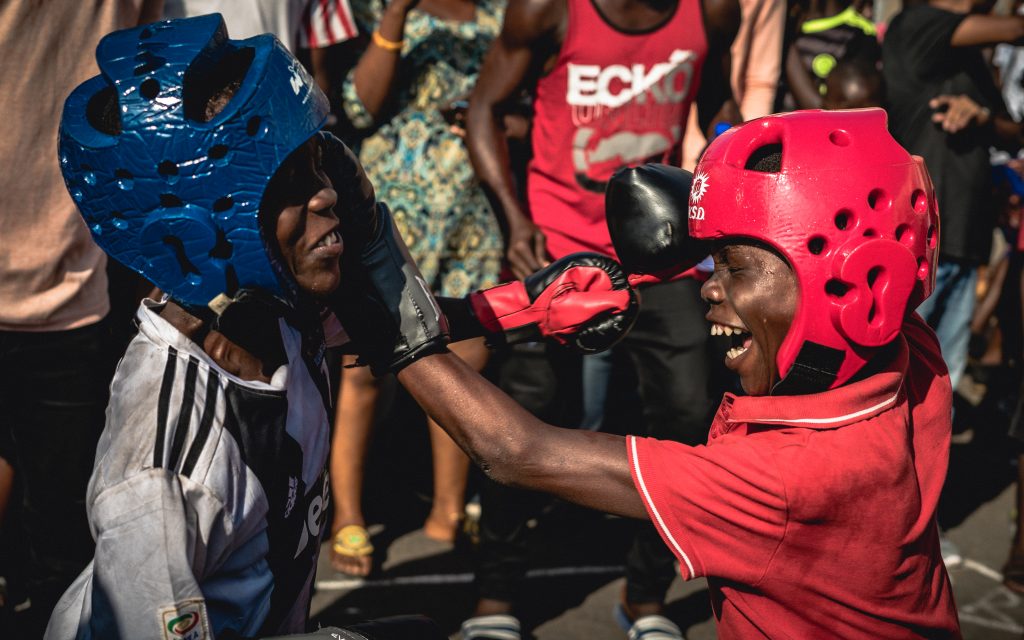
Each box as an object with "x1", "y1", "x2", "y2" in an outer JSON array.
[{"x1": 332, "y1": 524, "x2": 374, "y2": 559}]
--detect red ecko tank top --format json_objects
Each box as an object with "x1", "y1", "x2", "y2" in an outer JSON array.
[{"x1": 527, "y1": 0, "x2": 707, "y2": 259}]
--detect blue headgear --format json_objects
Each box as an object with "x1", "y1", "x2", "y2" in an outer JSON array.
[{"x1": 59, "y1": 13, "x2": 330, "y2": 311}]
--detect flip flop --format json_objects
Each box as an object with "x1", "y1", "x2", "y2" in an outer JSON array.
[{"x1": 332, "y1": 525, "x2": 374, "y2": 562}]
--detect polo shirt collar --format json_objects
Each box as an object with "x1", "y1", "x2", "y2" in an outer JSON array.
[{"x1": 719, "y1": 336, "x2": 907, "y2": 430}]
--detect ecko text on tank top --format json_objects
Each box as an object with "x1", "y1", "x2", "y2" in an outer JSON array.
[
  {"x1": 566, "y1": 49, "x2": 697, "y2": 109},
  {"x1": 566, "y1": 49, "x2": 697, "y2": 191}
]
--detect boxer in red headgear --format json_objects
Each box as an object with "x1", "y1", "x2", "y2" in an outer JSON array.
[
  {"x1": 692, "y1": 109, "x2": 938, "y2": 393},
  {"x1": 347, "y1": 109, "x2": 960, "y2": 639}
]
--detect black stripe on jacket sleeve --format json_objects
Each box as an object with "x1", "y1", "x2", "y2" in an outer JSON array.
[
  {"x1": 154, "y1": 346, "x2": 179, "y2": 469},
  {"x1": 180, "y1": 369, "x2": 220, "y2": 477}
]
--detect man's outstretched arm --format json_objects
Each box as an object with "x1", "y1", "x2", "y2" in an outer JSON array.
[{"x1": 398, "y1": 351, "x2": 648, "y2": 519}]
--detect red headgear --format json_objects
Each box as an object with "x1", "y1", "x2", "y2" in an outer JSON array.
[{"x1": 690, "y1": 109, "x2": 939, "y2": 390}]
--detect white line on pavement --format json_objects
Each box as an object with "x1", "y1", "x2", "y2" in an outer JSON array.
[
  {"x1": 316, "y1": 565, "x2": 626, "y2": 591},
  {"x1": 959, "y1": 612, "x2": 1024, "y2": 635},
  {"x1": 962, "y1": 558, "x2": 1004, "y2": 582},
  {"x1": 956, "y1": 558, "x2": 1024, "y2": 635}
]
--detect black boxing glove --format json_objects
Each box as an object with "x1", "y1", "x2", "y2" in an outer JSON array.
[
  {"x1": 320, "y1": 133, "x2": 450, "y2": 375},
  {"x1": 459, "y1": 253, "x2": 639, "y2": 354},
  {"x1": 319, "y1": 131, "x2": 377, "y2": 231},
  {"x1": 605, "y1": 163, "x2": 710, "y2": 284}
]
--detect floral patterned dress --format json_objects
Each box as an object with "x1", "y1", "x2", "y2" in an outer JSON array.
[{"x1": 342, "y1": 0, "x2": 504, "y2": 297}]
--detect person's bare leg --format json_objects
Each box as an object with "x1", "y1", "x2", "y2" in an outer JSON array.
[
  {"x1": 423, "y1": 338, "x2": 489, "y2": 542},
  {"x1": 474, "y1": 597, "x2": 514, "y2": 616},
  {"x1": 1003, "y1": 454, "x2": 1024, "y2": 593},
  {"x1": 621, "y1": 596, "x2": 665, "y2": 619},
  {"x1": 0, "y1": 457, "x2": 14, "y2": 607},
  {"x1": 329, "y1": 356, "x2": 381, "y2": 575},
  {"x1": 0, "y1": 456, "x2": 12, "y2": 531},
  {"x1": 1009, "y1": 453, "x2": 1024, "y2": 554},
  {"x1": 1009, "y1": 274, "x2": 1024, "y2": 592}
]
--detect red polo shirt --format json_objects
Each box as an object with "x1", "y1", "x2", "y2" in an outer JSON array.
[{"x1": 628, "y1": 314, "x2": 961, "y2": 639}]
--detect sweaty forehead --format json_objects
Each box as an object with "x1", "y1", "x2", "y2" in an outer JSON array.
[{"x1": 713, "y1": 239, "x2": 790, "y2": 266}]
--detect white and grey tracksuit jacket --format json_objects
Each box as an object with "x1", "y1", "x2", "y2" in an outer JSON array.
[{"x1": 46, "y1": 300, "x2": 337, "y2": 640}]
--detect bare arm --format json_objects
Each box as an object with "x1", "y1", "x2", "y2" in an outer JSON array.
[
  {"x1": 951, "y1": 14, "x2": 1024, "y2": 48},
  {"x1": 139, "y1": 0, "x2": 164, "y2": 24},
  {"x1": 307, "y1": 39, "x2": 363, "y2": 114},
  {"x1": 784, "y1": 41, "x2": 821, "y2": 110},
  {"x1": 737, "y1": 0, "x2": 784, "y2": 119},
  {"x1": 351, "y1": 0, "x2": 420, "y2": 121},
  {"x1": 466, "y1": 0, "x2": 562, "y2": 279},
  {"x1": 696, "y1": 0, "x2": 743, "y2": 136},
  {"x1": 310, "y1": 46, "x2": 332, "y2": 94},
  {"x1": 397, "y1": 352, "x2": 648, "y2": 518}
]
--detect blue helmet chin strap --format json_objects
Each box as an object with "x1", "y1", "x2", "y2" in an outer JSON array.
[{"x1": 59, "y1": 13, "x2": 330, "y2": 311}]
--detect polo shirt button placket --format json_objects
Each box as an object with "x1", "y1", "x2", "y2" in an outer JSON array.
[{"x1": 714, "y1": 406, "x2": 732, "y2": 438}]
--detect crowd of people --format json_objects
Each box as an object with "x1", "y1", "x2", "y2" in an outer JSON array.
[{"x1": 5, "y1": 0, "x2": 1024, "y2": 638}]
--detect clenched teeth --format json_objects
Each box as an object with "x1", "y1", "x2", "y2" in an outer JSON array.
[
  {"x1": 726, "y1": 346, "x2": 749, "y2": 360},
  {"x1": 316, "y1": 231, "x2": 341, "y2": 248}
]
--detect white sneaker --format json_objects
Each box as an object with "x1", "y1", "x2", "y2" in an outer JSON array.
[
  {"x1": 627, "y1": 615, "x2": 685, "y2": 640},
  {"x1": 460, "y1": 614, "x2": 521, "y2": 640}
]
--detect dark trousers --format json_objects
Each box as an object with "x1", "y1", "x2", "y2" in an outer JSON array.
[
  {"x1": 0, "y1": 320, "x2": 112, "y2": 634},
  {"x1": 476, "y1": 278, "x2": 714, "y2": 604}
]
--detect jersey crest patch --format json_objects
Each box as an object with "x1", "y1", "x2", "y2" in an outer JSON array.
[{"x1": 159, "y1": 598, "x2": 210, "y2": 640}]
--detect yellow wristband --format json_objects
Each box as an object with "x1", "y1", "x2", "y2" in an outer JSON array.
[{"x1": 372, "y1": 29, "x2": 403, "y2": 52}]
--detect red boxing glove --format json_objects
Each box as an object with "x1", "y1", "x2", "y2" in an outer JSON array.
[{"x1": 468, "y1": 253, "x2": 639, "y2": 354}]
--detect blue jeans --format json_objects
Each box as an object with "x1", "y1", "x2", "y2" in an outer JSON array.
[
  {"x1": 580, "y1": 349, "x2": 613, "y2": 431},
  {"x1": 915, "y1": 261, "x2": 979, "y2": 390}
]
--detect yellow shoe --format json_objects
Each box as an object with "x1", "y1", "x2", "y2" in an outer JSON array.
[
  {"x1": 332, "y1": 524, "x2": 374, "y2": 560},
  {"x1": 331, "y1": 524, "x2": 374, "y2": 576}
]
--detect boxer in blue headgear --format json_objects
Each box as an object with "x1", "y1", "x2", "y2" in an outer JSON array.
[
  {"x1": 60, "y1": 14, "x2": 330, "y2": 312},
  {"x1": 49, "y1": 14, "x2": 638, "y2": 639}
]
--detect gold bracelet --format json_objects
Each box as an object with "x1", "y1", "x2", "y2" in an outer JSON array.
[{"x1": 372, "y1": 29, "x2": 403, "y2": 52}]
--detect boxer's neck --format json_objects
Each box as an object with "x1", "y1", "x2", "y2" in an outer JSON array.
[{"x1": 160, "y1": 300, "x2": 277, "y2": 383}]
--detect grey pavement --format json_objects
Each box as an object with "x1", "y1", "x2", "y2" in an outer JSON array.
[
  {"x1": 310, "y1": 449, "x2": 1024, "y2": 639},
  {"x1": 310, "y1": 373, "x2": 1024, "y2": 639}
]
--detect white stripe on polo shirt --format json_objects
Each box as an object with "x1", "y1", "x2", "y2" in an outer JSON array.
[
  {"x1": 738, "y1": 392, "x2": 899, "y2": 426},
  {"x1": 630, "y1": 435, "x2": 696, "y2": 580}
]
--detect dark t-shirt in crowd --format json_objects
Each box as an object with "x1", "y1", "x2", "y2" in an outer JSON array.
[{"x1": 883, "y1": 4, "x2": 1005, "y2": 265}]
